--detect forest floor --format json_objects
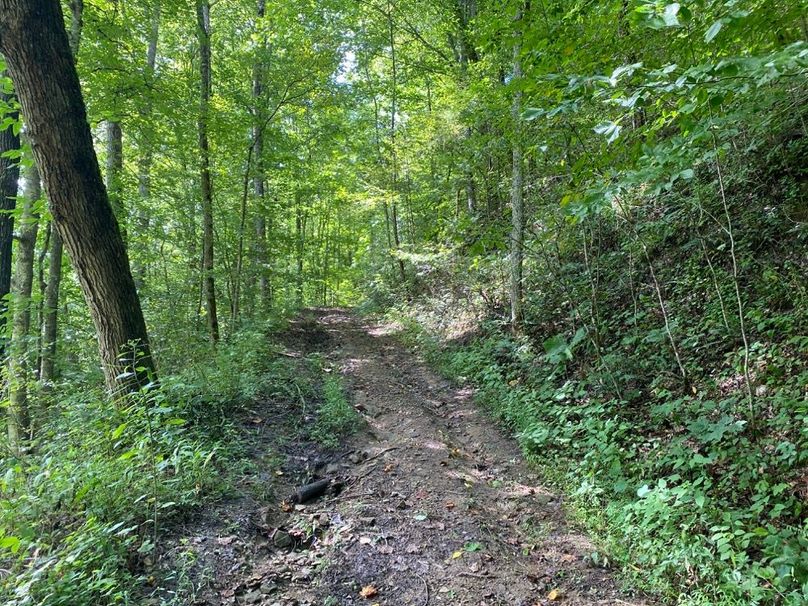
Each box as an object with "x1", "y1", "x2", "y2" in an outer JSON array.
[{"x1": 152, "y1": 309, "x2": 652, "y2": 606}]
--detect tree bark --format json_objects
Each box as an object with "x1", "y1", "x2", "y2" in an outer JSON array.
[
  {"x1": 106, "y1": 120, "x2": 124, "y2": 239},
  {"x1": 0, "y1": 68, "x2": 20, "y2": 359},
  {"x1": 7, "y1": 159, "x2": 39, "y2": 451},
  {"x1": 295, "y1": 196, "x2": 307, "y2": 306},
  {"x1": 0, "y1": 0, "x2": 156, "y2": 393},
  {"x1": 40, "y1": 0, "x2": 83, "y2": 387},
  {"x1": 133, "y1": 0, "x2": 160, "y2": 288},
  {"x1": 456, "y1": 0, "x2": 479, "y2": 218},
  {"x1": 39, "y1": 225, "x2": 62, "y2": 386},
  {"x1": 68, "y1": 0, "x2": 84, "y2": 57},
  {"x1": 196, "y1": 0, "x2": 219, "y2": 343},
  {"x1": 253, "y1": 0, "x2": 270, "y2": 309},
  {"x1": 387, "y1": 3, "x2": 406, "y2": 283},
  {"x1": 509, "y1": 7, "x2": 525, "y2": 332}
]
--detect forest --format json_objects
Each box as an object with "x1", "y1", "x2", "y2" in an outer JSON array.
[{"x1": 0, "y1": 0, "x2": 805, "y2": 604}]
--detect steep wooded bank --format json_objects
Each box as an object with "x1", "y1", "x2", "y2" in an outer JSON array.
[
  {"x1": 358, "y1": 2, "x2": 807, "y2": 605},
  {"x1": 0, "y1": 0, "x2": 804, "y2": 604}
]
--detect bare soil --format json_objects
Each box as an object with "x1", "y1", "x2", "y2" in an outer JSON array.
[{"x1": 150, "y1": 309, "x2": 651, "y2": 606}]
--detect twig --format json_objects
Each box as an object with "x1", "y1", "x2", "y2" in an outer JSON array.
[
  {"x1": 364, "y1": 446, "x2": 398, "y2": 463},
  {"x1": 419, "y1": 574, "x2": 429, "y2": 606}
]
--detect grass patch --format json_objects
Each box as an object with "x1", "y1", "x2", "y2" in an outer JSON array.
[{"x1": 310, "y1": 373, "x2": 361, "y2": 448}]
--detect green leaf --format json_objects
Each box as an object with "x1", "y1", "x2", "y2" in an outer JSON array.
[
  {"x1": 0, "y1": 536, "x2": 21, "y2": 553},
  {"x1": 543, "y1": 334, "x2": 572, "y2": 362},
  {"x1": 523, "y1": 107, "x2": 544, "y2": 121},
  {"x1": 705, "y1": 20, "x2": 723, "y2": 43},
  {"x1": 594, "y1": 121, "x2": 622, "y2": 144},
  {"x1": 111, "y1": 422, "x2": 128, "y2": 440},
  {"x1": 662, "y1": 3, "x2": 681, "y2": 27}
]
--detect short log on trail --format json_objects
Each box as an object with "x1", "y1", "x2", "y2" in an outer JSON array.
[{"x1": 290, "y1": 478, "x2": 331, "y2": 504}]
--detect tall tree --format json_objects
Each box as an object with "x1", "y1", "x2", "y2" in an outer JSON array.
[
  {"x1": 508, "y1": 4, "x2": 525, "y2": 332},
  {"x1": 40, "y1": 0, "x2": 83, "y2": 386},
  {"x1": 196, "y1": 0, "x2": 219, "y2": 343},
  {"x1": 105, "y1": 0, "x2": 125, "y2": 239},
  {"x1": 387, "y1": 2, "x2": 406, "y2": 282},
  {"x1": 133, "y1": 0, "x2": 161, "y2": 288},
  {"x1": 7, "y1": 158, "x2": 39, "y2": 451},
  {"x1": 0, "y1": 0, "x2": 156, "y2": 392},
  {"x1": 0, "y1": 65, "x2": 20, "y2": 359},
  {"x1": 106, "y1": 120, "x2": 124, "y2": 235},
  {"x1": 252, "y1": 0, "x2": 270, "y2": 308}
]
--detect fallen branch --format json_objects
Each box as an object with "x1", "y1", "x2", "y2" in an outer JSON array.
[{"x1": 290, "y1": 479, "x2": 331, "y2": 504}]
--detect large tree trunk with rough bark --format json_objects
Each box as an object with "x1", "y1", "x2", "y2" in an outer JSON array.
[
  {"x1": 196, "y1": 0, "x2": 219, "y2": 343},
  {"x1": 7, "y1": 160, "x2": 39, "y2": 451},
  {"x1": 40, "y1": 0, "x2": 83, "y2": 387},
  {"x1": 0, "y1": 0, "x2": 156, "y2": 393},
  {"x1": 0, "y1": 69, "x2": 20, "y2": 359}
]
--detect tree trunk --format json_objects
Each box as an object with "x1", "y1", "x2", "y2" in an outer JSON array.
[
  {"x1": 253, "y1": 0, "x2": 270, "y2": 309},
  {"x1": 196, "y1": 0, "x2": 219, "y2": 343},
  {"x1": 0, "y1": 68, "x2": 20, "y2": 359},
  {"x1": 7, "y1": 159, "x2": 39, "y2": 451},
  {"x1": 0, "y1": 0, "x2": 156, "y2": 393},
  {"x1": 133, "y1": 0, "x2": 160, "y2": 288},
  {"x1": 39, "y1": 226, "x2": 62, "y2": 386},
  {"x1": 295, "y1": 198, "x2": 306, "y2": 306},
  {"x1": 388, "y1": 3, "x2": 406, "y2": 283},
  {"x1": 68, "y1": 0, "x2": 84, "y2": 57},
  {"x1": 40, "y1": 0, "x2": 83, "y2": 387},
  {"x1": 509, "y1": 8, "x2": 525, "y2": 332},
  {"x1": 456, "y1": 0, "x2": 479, "y2": 218},
  {"x1": 106, "y1": 120, "x2": 124, "y2": 239}
]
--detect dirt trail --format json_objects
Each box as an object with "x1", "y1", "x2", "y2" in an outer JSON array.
[
  {"x1": 301, "y1": 309, "x2": 648, "y2": 606},
  {"x1": 156, "y1": 309, "x2": 650, "y2": 606}
]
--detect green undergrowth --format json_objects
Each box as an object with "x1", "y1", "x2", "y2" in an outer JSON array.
[
  {"x1": 308, "y1": 359, "x2": 361, "y2": 449},
  {"x1": 367, "y1": 96, "x2": 808, "y2": 604},
  {"x1": 0, "y1": 320, "x2": 319, "y2": 606},
  {"x1": 393, "y1": 314, "x2": 806, "y2": 605}
]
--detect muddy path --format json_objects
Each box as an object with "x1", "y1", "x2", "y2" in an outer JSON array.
[{"x1": 153, "y1": 309, "x2": 650, "y2": 606}]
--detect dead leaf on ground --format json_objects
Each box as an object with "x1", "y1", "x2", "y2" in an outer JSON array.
[
  {"x1": 547, "y1": 588, "x2": 563, "y2": 601},
  {"x1": 360, "y1": 585, "x2": 379, "y2": 599}
]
